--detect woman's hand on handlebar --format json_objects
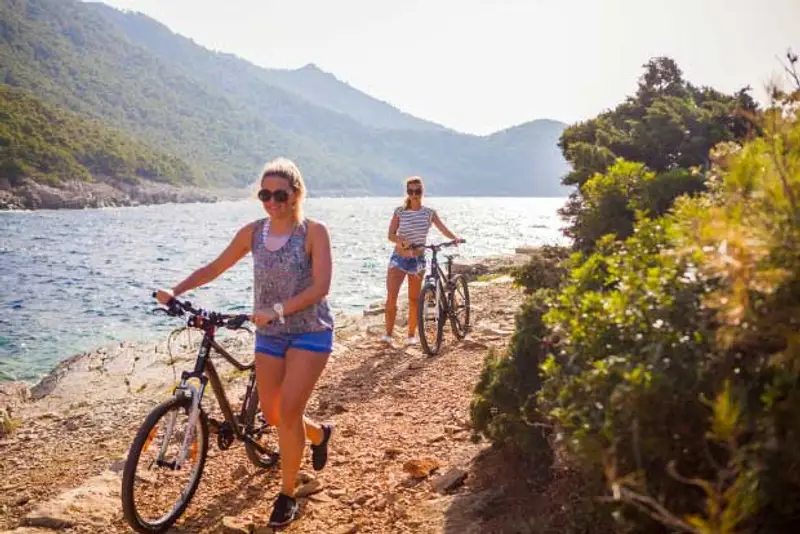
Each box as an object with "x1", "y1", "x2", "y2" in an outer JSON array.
[
  {"x1": 251, "y1": 309, "x2": 278, "y2": 328},
  {"x1": 154, "y1": 289, "x2": 174, "y2": 306}
]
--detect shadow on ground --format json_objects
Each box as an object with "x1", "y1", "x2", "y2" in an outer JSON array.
[{"x1": 440, "y1": 445, "x2": 592, "y2": 534}]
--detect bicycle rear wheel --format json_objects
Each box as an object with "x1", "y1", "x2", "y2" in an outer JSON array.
[
  {"x1": 242, "y1": 381, "x2": 280, "y2": 469},
  {"x1": 418, "y1": 283, "x2": 445, "y2": 356},
  {"x1": 449, "y1": 274, "x2": 471, "y2": 340},
  {"x1": 121, "y1": 394, "x2": 208, "y2": 534}
]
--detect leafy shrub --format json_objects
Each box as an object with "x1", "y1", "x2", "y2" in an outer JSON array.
[
  {"x1": 471, "y1": 55, "x2": 800, "y2": 534},
  {"x1": 537, "y1": 90, "x2": 800, "y2": 532},
  {"x1": 470, "y1": 245, "x2": 572, "y2": 457},
  {"x1": 0, "y1": 410, "x2": 21, "y2": 438},
  {"x1": 471, "y1": 293, "x2": 554, "y2": 465},
  {"x1": 511, "y1": 245, "x2": 571, "y2": 294}
]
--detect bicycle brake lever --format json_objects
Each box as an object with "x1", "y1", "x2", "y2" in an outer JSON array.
[{"x1": 226, "y1": 314, "x2": 250, "y2": 330}]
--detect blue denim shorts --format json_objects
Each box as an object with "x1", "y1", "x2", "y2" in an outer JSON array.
[
  {"x1": 389, "y1": 252, "x2": 426, "y2": 275},
  {"x1": 255, "y1": 330, "x2": 334, "y2": 358}
]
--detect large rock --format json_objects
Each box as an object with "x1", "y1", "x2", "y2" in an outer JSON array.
[
  {"x1": 451, "y1": 255, "x2": 528, "y2": 281},
  {"x1": 402, "y1": 457, "x2": 442, "y2": 479},
  {"x1": 431, "y1": 467, "x2": 468, "y2": 494},
  {"x1": 23, "y1": 470, "x2": 121, "y2": 529},
  {"x1": 221, "y1": 516, "x2": 253, "y2": 534}
]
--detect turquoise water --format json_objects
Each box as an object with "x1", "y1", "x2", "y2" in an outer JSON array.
[{"x1": 0, "y1": 197, "x2": 567, "y2": 382}]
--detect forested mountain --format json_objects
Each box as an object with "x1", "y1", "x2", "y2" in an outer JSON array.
[
  {"x1": 0, "y1": 0, "x2": 571, "y2": 201},
  {"x1": 0, "y1": 84, "x2": 200, "y2": 187}
]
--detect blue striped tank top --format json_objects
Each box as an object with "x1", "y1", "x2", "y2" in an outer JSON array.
[{"x1": 394, "y1": 206, "x2": 436, "y2": 247}]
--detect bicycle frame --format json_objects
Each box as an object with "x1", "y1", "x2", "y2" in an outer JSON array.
[
  {"x1": 424, "y1": 249, "x2": 454, "y2": 313},
  {"x1": 169, "y1": 327, "x2": 266, "y2": 468}
]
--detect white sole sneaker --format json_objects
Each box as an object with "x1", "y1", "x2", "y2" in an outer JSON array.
[
  {"x1": 406, "y1": 336, "x2": 419, "y2": 346},
  {"x1": 380, "y1": 335, "x2": 393, "y2": 344}
]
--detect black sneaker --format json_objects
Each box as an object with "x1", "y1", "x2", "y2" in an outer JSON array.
[
  {"x1": 268, "y1": 493, "x2": 298, "y2": 528},
  {"x1": 310, "y1": 423, "x2": 333, "y2": 471}
]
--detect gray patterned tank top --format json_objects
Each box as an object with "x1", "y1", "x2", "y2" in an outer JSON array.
[{"x1": 252, "y1": 218, "x2": 334, "y2": 336}]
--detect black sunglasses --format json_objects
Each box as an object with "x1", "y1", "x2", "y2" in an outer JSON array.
[
  {"x1": 257, "y1": 188, "x2": 290, "y2": 203},
  {"x1": 407, "y1": 187, "x2": 423, "y2": 196}
]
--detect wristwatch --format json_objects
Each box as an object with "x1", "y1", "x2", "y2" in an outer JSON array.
[{"x1": 272, "y1": 302, "x2": 285, "y2": 324}]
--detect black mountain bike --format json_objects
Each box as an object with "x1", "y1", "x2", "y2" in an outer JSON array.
[
  {"x1": 121, "y1": 295, "x2": 279, "y2": 534},
  {"x1": 413, "y1": 240, "x2": 471, "y2": 356}
]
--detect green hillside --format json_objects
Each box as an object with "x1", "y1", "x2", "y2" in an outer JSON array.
[{"x1": 0, "y1": 84, "x2": 200, "y2": 187}]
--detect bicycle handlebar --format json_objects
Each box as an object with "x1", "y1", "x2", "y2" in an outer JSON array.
[
  {"x1": 151, "y1": 292, "x2": 250, "y2": 331},
  {"x1": 410, "y1": 239, "x2": 466, "y2": 251}
]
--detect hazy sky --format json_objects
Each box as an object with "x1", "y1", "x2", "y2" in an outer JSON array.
[{"x1": 96, "y1": 0, "x2": 798, "y2": 135}]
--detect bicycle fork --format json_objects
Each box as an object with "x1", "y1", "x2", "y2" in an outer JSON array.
[
  {"x1": 175, "y1": 381, "x2": 205, "y2": 468},
  {"x1": 423, "y1": 277, "x2": 442, "y2": 322},
  {"x1": 155, "y1": 340, "x2": 211, "y2": 471}
]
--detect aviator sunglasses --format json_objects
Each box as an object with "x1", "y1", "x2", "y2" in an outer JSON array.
[
  {"x1": 257, "y1": 188, "x2": 290, "y2": 203},
  {"x1": 407, "y1": 187, "x2": 423, "y2": 196}
]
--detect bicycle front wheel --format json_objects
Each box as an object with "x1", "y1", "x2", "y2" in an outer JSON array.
[
  {"x1": 121, "y1": 394, "x2": 208, "y2": 534},
  {"x1": 418, "y1": 283, "x2": 445, "y2": 356}
]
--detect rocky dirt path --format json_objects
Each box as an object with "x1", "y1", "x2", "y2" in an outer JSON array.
[{"x1": 0, "y1": 276, "x2": 524, "y2": 534}]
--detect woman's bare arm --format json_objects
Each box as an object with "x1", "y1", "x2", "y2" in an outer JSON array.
[
  {"x1": 387, "y1": 213, "x2": 410, "y2": 249},
  {"x1": 432, "y1": 211, "x2": 458, "y2": 241}
]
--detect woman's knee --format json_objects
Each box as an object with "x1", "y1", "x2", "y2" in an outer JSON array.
[{"x1": 278, "y1": 393, "x2": 306, "y2": 426}]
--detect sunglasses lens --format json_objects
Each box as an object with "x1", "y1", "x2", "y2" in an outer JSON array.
[
  {"x1": 408, "y1": 188, "x2": 422, "y2": 195},
  {"x1": 258, "y1": 189, "x2": 290, "y2": 203}
]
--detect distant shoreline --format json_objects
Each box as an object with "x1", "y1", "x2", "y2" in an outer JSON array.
[
  {"x1": 0, "y1": 179, "x2": 251, "y2": 211},
  {"x1": 1, "y1": 182, "x2": 572, "y2": 212}
]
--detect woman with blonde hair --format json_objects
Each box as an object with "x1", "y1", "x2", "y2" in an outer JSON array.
[
  {"x1": 383, "y1": 176, "x2": 460, "y2": 345},
  {"x1": 155, "y1": 157, "x2": 334, "y2": 528}
]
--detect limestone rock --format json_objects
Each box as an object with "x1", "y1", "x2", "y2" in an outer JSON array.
[
  {"x1": 23, "y1": 470, "x2": 120, "y2": 528},
  {"x1": 296, "y1": 478, "x2": 324, "y2": 498},
  {"x1": 221, "y1": 515, "x2": 253, "y2": 534},
  {"x1": 432, "y1": 467, "x2": 469, "y2": 494},
  {"x1": 403, "y1": 457, "x2": 442, "y2": 479}
]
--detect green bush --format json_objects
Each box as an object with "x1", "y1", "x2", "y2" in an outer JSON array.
[
  {"x1": 511, "y1": 245, "x2": 571, "y2": 294},
  {"x1": 471, "y1": 56, "x2": 800, "y2": 533},
  {"x1": 537, "y1": 93, "x2": 800, "y2": 532},
  {"x1": 471, "y1": 294, "x2": 554, "y2": 462},
  {"x1": 470, "y1": 245, "x2": 572, "y2": 458}
]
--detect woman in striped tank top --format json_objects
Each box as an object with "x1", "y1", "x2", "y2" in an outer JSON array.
[
  {"x1": 155, "y1": 158, "x2": 333, "y2": 528},
  {"x1": 384, "y1": 176, "x2": 461, "y2": 345}
]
